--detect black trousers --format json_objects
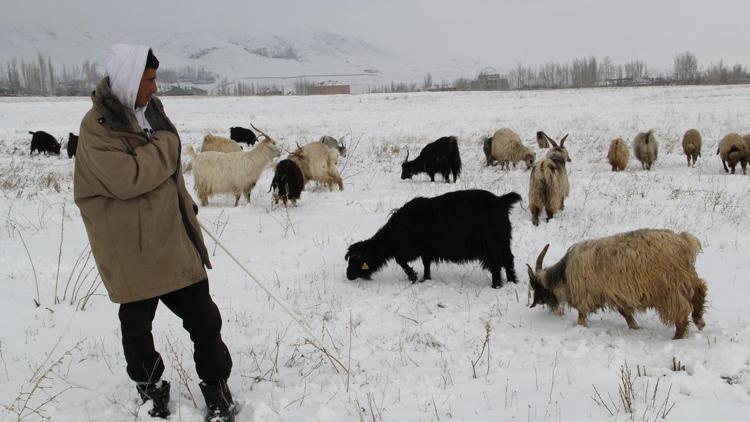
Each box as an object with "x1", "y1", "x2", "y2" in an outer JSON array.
[{"x1": 118, "y1": 280, "x2": 232, "y2": 384}]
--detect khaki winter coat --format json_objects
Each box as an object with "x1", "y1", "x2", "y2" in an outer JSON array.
[{"x1": 74, "y1": 78, "x2": 212, "y2": 304}]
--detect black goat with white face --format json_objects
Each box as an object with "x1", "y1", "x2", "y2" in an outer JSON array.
[
  {"x1": 345, "y1": 189, "x2": 521, "y2": 289},
  {"x1": 401, "y1": 136, "x2": 462, "y2": 182}
]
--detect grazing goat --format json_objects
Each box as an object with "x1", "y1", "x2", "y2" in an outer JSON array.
[
  {"x1": 717, "y1": 133, "x2": 747, "y2": 175},
  {"x1": 187, "y1": 136, "x2": 281, "y2": 206},
  {"x1": 682, "y1": 129, "x2": 702, "y2": 167},
  {"x1": 607, "y1": 138, "x2": 629, "y2": 171},
  {"x1": 230, "y1": 126, "x2": 258, "y2": 146},
  {"x1": 320, "y1": 135, "x2": 346, "y2": 157},
  {"x1": 346, "y1": 190, "x2": 521, "y2": 288},
  {"x1": 401, "y1": 136, "x2": 462, "y2": 182},
  {"x1": 528, "y1": 135, "x2": 570, "y2": 225},
  {"x1": 527, "y1": 229, "x2": 707, "y2": 339},
  {"x1": 288, "y1": 142, "x2": 344, "y2": 191},
  {"x1": 270, "y1": 159, "x2": 304, "y2": 207},
  {"x1": 67, "y1": 133, "x2": 79, "y2": 158},
  {"x1": 487, "y1": 128, "x2": 535, "y2": 170},
  {"x1": 29, "y1": 131, "x2": 61, "y2": 155},
  {"x1": 633, "y1": 130, "x2": 658, "y2": 170},
  {"x1": 201, "y1": 133, "x2": 242, "y2": 153},
  {"x1": 536, "y1": 131, "x2": 550, "y2": 148}
]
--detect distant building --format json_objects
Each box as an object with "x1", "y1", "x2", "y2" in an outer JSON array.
[
  {"x1": 471, "y1": 68, "x2": 510, "y2": 91},
  {"x1": 308, "y1": 81, "x2": 351, "y2": 95}
]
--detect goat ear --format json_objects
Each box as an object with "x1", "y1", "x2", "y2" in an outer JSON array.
[{"x1": 560, "y1": 134, "x2": 568, "y2": 146}]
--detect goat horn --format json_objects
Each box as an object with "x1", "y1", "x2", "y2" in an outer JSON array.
[
  {"x1": 250, "y1": 123, "x2": 276, "y2": 143},
  {"x1": 546, "y1": 135, "x2": 558, "y2": 148},
  {"x1": 535, "y1": 244, "x2": 549, "y2": 271},
  {"x1": 560, "y1": 134, "x2": 569, "y2": 146},
  {"x1": 404, "y1": 150, "x2": 410, "y2": 163}
]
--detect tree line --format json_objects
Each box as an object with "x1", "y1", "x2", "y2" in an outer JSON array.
[{"x1": 1, "y1": 50, "x2": 748, "y2": 96}]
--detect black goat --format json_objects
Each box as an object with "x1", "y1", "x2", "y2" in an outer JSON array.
[
  {"x1": 401, "y1": 136, "x2": 462, "y2": 182},
  {"x1": 345, "y1": 189, "x2": 521, "y2": 288},
  {"x1": 230, "y1": 126, "x2": 258, "y2": 146},
  {"x1": 29, "y1": 131, "x2": 61, "y2": 155},
  {"x1": 67, "y1": 133, "x2": 79, "y2": 158},
  {"x1": 270, "y1": 159, "x2": 304, "y2": 207}
]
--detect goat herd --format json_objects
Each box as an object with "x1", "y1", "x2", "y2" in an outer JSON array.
[{"x1": 28, "y1": 122, "x2": 746, "y2": 340}]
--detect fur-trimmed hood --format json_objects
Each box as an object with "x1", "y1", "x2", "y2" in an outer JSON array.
[{"x1": 92, "y1": 77, "x2": 175, "y2": 135}]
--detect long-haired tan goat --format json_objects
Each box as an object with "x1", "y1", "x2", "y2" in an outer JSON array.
[
  {"x1": 607, "y1": 138, "x2": 629, "y2": 171},
  {"x1": 717, "y1": 133, "x2": 747, "y2": 175},
  {"x1": 681, "y1": 129, "x2": 702, "y2": 167},
  {"x1": 528, "y1": 134, "x2": 570, "y2": 226},
  {"x1": 632, "y1": 130, "x2": 658, "y2": 170},
  {"x1": 288, "y1": 142, "x2": 344, "y2": 191},
  {"x1": 527, "y1": 229, "x2": 707, "y2": 339},
  {"x1": 201, "y1": 133, "x2": 242, "y2": 153},
  {"x1": 487, "y1": 128, "x2": 536, "y2": 170},
  {"x1": 187, "y1": 135, "x2": 281, "y2": 206}
]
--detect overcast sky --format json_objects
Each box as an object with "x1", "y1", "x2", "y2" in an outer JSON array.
[{"x1": 5, "y1": 0, "x2": 749, "y2": 71}]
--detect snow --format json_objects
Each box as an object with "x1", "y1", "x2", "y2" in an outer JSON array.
[{"x1": 1, "y1": 84, "x2": 750, "y2": 421}]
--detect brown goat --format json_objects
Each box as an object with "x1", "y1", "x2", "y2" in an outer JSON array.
[
  {"x1": 717, "y1": 133, "x2": 747, "y2": 175},
  {"x1": 681, "y1": 129, "x2": 702, "y2": 167},
  {"x1": 607, "y1": 138, "x2": 629, "y2": 171},
  {"x1": 527, "y1": 229, "x2": 707, "y2": 339}
]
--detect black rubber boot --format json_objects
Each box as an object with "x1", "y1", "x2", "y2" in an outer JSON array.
[
  {"x1": 199, "y1": 381, "x2": 238, "y2": 422},
  {"x1": 136, "y1": 380, "x2": 171, "y2": 419}
]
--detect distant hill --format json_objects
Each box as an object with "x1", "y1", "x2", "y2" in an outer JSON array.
[{"x1": 0, "y1": 23, "x2": 483, "y2": 93}]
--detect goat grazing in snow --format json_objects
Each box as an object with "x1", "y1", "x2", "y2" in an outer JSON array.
[
  {"x1": 633, "y1": 130, "x2": 658, "y2": 170},
  {"x1": 717, "y1": 133, "x2": 747, "y2": 175},
  {"x1": 607, "y1": 138, "x2": 629, "y2": 171},
  {"x1": 682, "y1": 129, "x2": 702, "y2": 167},
  {"x1": 346, "y1": 190, "x2": 521, "y2": 289},
  {"x1": 486, "y1": 128, "x2": 535, "y2": 170},
  {"x1": 288, "y1": 142, "x2": 344, "y2": 191},
  {"x1": 527, "y1": 229, "x2": 708, "y2": 339},
  {"x1": 401, "y1": 136, "x2": 462, "y2": 182}
]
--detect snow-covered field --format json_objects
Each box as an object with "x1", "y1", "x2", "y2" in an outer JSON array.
[{"x1": 1, "y1": 85, "x2": 750, "y2": 421}]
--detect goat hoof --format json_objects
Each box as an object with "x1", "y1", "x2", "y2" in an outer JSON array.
[{"x1": 491, "y1": 283, "x2": 502, "y2": 289}]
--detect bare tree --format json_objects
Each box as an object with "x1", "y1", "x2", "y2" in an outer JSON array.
[{"x1": 673, "y1": 51, "x2": 699, "y2": 82}]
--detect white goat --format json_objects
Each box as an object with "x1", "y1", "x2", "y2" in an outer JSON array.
[
  {"x1": 188, "y1": 138, "x2": 281, "y2": 206},
  {"x1": 289, "y1": 142, "x2": 344, "y2": 191}
]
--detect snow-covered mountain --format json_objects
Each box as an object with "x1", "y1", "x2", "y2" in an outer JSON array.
[{"x1": 0, "y1": 22, "x2": 484, "y2": 92}]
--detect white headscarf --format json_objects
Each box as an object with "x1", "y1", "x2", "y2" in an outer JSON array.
[{"x1": 105, "y1": 44, "x2": 150, "y2": 110}]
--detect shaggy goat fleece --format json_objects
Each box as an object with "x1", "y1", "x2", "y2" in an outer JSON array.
[
  {"x1": 607, "y1": 138, "x2": 629, "y2": 171},
  {"x1": 681, "y1": 128, "x2": 702, "y2": 167},
  {"x1": 289, "y1": 142, "x2": 343, "y2": 191},
  {"x1": 192, "y1": 138, "x2": 280, "y2": 206},
  {"x1": 528, "y1": 157, "x2": 569, "y2": 225},
  {"x1": 717, "y1": 132, "x2": 747, "y2": 174},
  {"x1": 489, "y1": 128, "x2": 535, "y2": 170},
  {"x1": 201, "y1": 133, "x2": 242, "y2": 153},
  {"x1": 632, "y1": 129, "x2": 658, "y2": 170},
  {"x1": 535, "y1": 229, "x2": 707, "y2": 339}
]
